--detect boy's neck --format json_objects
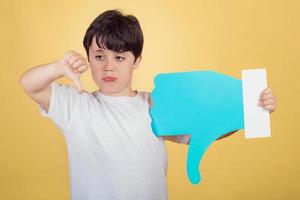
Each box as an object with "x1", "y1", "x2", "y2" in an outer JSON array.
[{"x1": 99, "y1": 87, "x2": 137, "y2": 97}]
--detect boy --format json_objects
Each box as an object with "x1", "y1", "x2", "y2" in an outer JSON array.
[{"x1": 19, "y1": 9, "x2": 276, "y2": 200}]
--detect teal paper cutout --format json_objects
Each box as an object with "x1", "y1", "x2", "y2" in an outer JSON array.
[{"x1": 150, "y1": 70, "x2": 245, "y2": 184}]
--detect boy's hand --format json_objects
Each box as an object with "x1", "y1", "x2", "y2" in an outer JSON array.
[
  {"x1": 58, "y1": 51, "x2": 90, "y2": 94},
  {"x1": 258, "y1": 87, "x2": 276, "y2": 113},
  {"x1": 217, "y1": 87, "x2": 276, "y2": 141}
]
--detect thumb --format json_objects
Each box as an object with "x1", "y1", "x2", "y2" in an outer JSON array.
[
  {"x1": 72, "y1": 78, "x2": 84, "y2": 94},
  {"x1": 65, "y1": 66, "x2": 84, "y2": 94}
]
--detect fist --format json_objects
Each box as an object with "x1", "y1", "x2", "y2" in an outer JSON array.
[
  {"x1": 59, "y1": 51, "x2": 89, "y2": 93},
  {"x1": 258, "y1": 87, "x2": 276, "y2": 113}
]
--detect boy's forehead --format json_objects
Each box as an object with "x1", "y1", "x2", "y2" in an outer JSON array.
[
  {"x1": 89, "y1": 38, "x2": 130, "y2": 55},
  {"x1": 90, "y1": 37, "x2": 105, "y2": 51},
  {"x1": 90, "y1": 46, "x2": 128, "y2": 54}
]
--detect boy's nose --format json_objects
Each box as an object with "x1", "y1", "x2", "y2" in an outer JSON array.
[
  {"x1": 103, "y1": 65, "x2": 115, "y2": 72},
  {"x1": 103, "y1": 59, "x2": 115, "y2": 71},
  {"x1": 104, "y1": 68, "x2": 114, "y2": 72}
]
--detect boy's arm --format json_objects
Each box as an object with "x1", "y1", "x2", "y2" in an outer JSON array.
[
  {"x1": 19, "y1": 51, "x2": 88, "y2": 113},
  {"x1": 216, "y1": 130, "x2": 239, "y2": 140},
  {"x1": 149, "y1": 86, "x2": 276, "y2": 144},
  {"x1": 19, "y1": 60, "x2": 65, "y2": 113},
  {"x1": 161, "y1": 135, "x2": 191, "y2": 145},
  {"x1": 147, "y1": 92, "x2": 234, "y2": 145},
  {"x1": 162, "y1": 130, "x2": 238, "y2": 144},
  {"x1": 216, "y1": 87, "x2": 277, "y2": 141}
]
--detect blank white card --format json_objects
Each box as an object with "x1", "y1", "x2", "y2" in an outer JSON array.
[{"x1": 242, "y1": 68, "x2": 271, "y2": 139}]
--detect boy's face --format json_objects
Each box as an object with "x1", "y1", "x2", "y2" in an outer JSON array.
[{"x1": 88, "y1": 36, "x2": 141, "y2": 96}]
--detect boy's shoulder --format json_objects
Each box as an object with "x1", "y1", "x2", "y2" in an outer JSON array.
[{"x1": 139, "y1": 91, "x2": 152, "y2": 108}]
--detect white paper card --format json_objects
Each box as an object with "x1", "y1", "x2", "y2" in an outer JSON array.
[{"x1": 242, "y1": 68, "x2": 271, "y2": 139}]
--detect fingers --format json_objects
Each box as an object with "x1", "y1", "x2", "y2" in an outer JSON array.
[
  {"x1": 72, "y1": 58, "x2": 84, "y2": 68},
  {"x1": 68, "y1": 54, "x2": 81, "y2": 66},
  {"x1": 259, "y1": 88, "x2": 276, "y2": 102},
  {"x1": 69, "y1": 55, "x2": 85, "y2": 67},
  {"x1": 62, "y1": 51, "x2": 88, "y2": 94},
  {"x1": 63, "y1": 51, "x2": 77, "y2": 62},
  {"x1": 64, "y1": 51, "x2": 88, "y2": 70},
  {"x1": 258, "y1": 87, "x2": 276, "y2": 113},
  {"x1": 260, "y1": 87, "x2": 273, "y2": 95},
  {"x1": 259, "y1": 93, "x2": 276, "y2": 103},
  {"x1": 74, "y1": 65, "x2": 88, "y2": 73},
  {"x1": 72, "y1": 59, "x2": 89, "y2": 72},
  {"x1": 258, "y1": 98, "x2": 276, "y2": 107},
  {"x1": 266, "y1": 105, "x2": 276, "y2": 113}
]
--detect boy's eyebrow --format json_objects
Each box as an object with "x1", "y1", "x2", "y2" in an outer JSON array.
[
  {"x1": 93, "y1": 48, "x2": 128, "y2": 54},
  {"x1": 93, "y1": 49, "x2": 104, "y2": 53}
]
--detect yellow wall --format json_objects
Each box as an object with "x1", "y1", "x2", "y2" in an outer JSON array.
[{"x1": 1, "y1": 0, "x2": 299, "y2": 199}]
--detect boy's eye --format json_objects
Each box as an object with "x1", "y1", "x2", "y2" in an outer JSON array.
[
  {"x1": 95, "y1": 55, "x2": 103, "y2": 60},
  {"x1": 116, "y1": 56, "x2": 125, "y2": 61}
]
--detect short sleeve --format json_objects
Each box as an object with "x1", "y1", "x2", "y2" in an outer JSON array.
[
  {"x1": 143, "y1": 91, "x2": 153, "y2": 109},
  {"x1": 38, "y1": 82, "x2": 80, "y2": 131}
]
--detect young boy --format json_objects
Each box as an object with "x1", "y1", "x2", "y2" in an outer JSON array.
[{"x1": 19, "y1": 9, "x2": 276, "y2": 200}]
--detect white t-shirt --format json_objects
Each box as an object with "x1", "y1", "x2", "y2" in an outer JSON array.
[{"x1": 39, "y1": 82, "x2": 189, "y2": 200}]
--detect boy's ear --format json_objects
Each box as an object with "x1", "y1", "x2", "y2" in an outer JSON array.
[{"x1": 133, "y1": 55, "x2": 142, "y2": 69}]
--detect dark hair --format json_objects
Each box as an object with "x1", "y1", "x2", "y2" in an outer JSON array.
[{"x1": 83, "y1": 9, "x2": 144, "y2": 63}]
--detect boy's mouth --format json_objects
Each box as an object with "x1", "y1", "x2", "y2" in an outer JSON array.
[{"x1": 103, "y1": 76, "x2": 117, "y2": 82}]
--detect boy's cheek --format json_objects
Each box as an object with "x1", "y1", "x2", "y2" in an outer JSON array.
[
  {"x1": 91, "y1": 72, "x2": 104, "y2": 85},
  {"x1": 90, "y1": 66, "x2": 104, "y2": 76}
]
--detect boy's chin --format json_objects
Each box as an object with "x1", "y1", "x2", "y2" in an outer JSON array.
[
  {"x1": 99, "y1": 86, "x2": 121, "y2": 96},
  {"x1": 100, "y1": 86, "x2": 135, "y2": 97}
]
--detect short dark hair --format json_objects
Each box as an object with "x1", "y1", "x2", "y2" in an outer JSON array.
[{"x1": 83, "y1": 9, "x2": 144, "y2": 63}]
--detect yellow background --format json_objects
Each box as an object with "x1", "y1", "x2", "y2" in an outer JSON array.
[{"x1": 1, "y1": 0, "x2": 299, "y2": 199}]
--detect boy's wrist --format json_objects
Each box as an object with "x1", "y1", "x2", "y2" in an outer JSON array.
[{"x1": 54, "y1": 59, "x2": 68, "y2": 77}]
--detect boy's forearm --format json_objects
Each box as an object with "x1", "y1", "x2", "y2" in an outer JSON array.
[
  {"x1": 162, "y1": 135, "x2": 190, "y2": 145},
  {"x1": 19, "y1": 60, "x2": 64, "y2": 93},
  {"x1": 163, "y1": 130, "x2": 238, "y2": 145},
  {"x1": 216, "y1": 130, "x2": 239, "y2": 140}
]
